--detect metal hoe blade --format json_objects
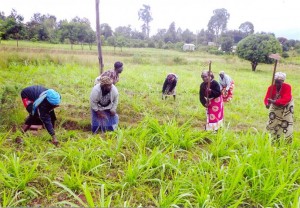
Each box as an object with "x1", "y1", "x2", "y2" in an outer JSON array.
[{"x1": 269, "y1": 53, "x2": 281, "y2": 60}]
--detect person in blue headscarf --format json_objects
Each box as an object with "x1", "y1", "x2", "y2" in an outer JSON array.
[{"x1": 20, "y1": 85, "x2": 61, "y2": 146}]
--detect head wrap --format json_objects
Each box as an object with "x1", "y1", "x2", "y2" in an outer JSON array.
[
  {"x1": 219, "y1": 71, "x2": 225, "y2": 75},
  {"x1": 31, "y1": 89, "x2": 61, "y2": 115},
  {"x1": 46, "y1": 89, "x2": 61, "y2": 105},
  {"x1": 100, "y1": 76, "x2": 113, "y2": 85},
  {"x1": 114, "y1": 61, "x2": 123, "y2": 69},
  {"x1": 274, "y1": 72, "x2": 286, "y2": 81}
]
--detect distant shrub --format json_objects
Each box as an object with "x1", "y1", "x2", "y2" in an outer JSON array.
[
  {"x1": 282, "y1": 52, "x2": 289, "y2": 58},
  {"x1": 131, "y1": 54, "x2": 150, "y2": 64},
  {"x1": 173, "y1": 56, "x2": 188, "y2": 65},
  {"x1": 147, "y1": 41, "x2": 156, "y2": 48},
  {"x1": 208, "y1": 49, "x2": 223, "y2": 55}
]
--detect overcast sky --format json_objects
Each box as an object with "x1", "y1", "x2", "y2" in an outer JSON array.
[{"x1": 1, "y1": 0, "x2": 299, "y2": 39}]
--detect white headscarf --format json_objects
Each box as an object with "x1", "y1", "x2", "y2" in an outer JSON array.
[{"x1": 274, "y1": 72, "x2": 286, "y2": 81}]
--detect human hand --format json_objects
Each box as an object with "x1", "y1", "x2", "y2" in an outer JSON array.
[
  {"x1": 267, "y1": 98, "x2": 276, "y2": 104},
  {"x1": 51, "y1": 135, "x2": 59, "y2": 147},
  {"x1": 110, "y1": 110, "x2": 116, "y2": 116},
  {"x1": 97, "y1": 111, "x2": 107, "y2": 119},
  {"x1": 205, "y1": 99, "x2": 210, "y2": 107},
  {"x1": 206, "y1": 89, "x2": 211, "y2": 95}
]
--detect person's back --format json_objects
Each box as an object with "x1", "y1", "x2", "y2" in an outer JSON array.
[
  {"x1": 94, "y1": 61, "x2": 123, "y2": 85},
  {"x1": 21, "y1": 85, "x2": 48, "y2": 101},
  {"x1": 20, "y1": 85, "x2": 61, "y2": 146},
  {"x1": 162, "y1": 73, "x2": 178, "y2": 100}
]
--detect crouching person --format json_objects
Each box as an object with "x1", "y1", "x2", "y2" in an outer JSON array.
[
  {"x1": 90, "y1": 76, "x2": 119, "y2": 133},
  {"x1": 162, "y1": 73, "x2": 178, "y2": 100},
  {"x1": 20, "y1": 85, "x2": 61, "y2": 146}
]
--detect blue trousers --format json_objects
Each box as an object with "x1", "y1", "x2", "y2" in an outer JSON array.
[{"x1": 91, "y1": 109, "x2": 119, "y2": 134}]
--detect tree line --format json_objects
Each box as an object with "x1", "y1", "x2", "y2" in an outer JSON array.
[{"x1": 0, "y1": 7, "x2": 299, "y2": 53}]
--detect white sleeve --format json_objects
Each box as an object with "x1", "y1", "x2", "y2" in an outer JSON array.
[
  {"x1": 110, "y1": 85, "x2": 119, "y2": 112},
  {"x1": 90, "y1": 85, "x2": 100, "y2": 111}
]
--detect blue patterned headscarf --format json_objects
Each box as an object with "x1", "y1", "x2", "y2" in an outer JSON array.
[{"x1": 32, "y1": 89, "x2": 61, "y2": 115}]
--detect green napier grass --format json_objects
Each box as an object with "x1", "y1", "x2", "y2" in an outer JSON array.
[{"x1": 0, "y1": 41, "x2": 300, "y2": 206}]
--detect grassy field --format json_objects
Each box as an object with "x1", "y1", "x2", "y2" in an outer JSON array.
[{"x1": 0, "y1": 40, "x2": 300, "y2": 207}]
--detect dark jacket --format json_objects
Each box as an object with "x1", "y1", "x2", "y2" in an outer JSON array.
[
  {"x1": 199, "y1": 80, "x2": 221, "y2": 107},
  {"x1": 21, "y1": 85, "x2": 57, "y2": 136},
  {"x1": 162, "y1": 79, "x2": 177, "y2": 93}
]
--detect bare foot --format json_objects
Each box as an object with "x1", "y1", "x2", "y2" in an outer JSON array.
[
  {"x1": 15, "y1": 137, "x2": 23, "y2": 144},
  {"x1": 51, "y1": 140, "x2": 59, "y2": 147}
]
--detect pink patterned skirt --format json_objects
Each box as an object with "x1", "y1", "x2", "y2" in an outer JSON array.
[
  {"x1": 221, "y1": 80, "x2": 234, "y2": 102},
  {"x1": 206, "y1": 96, "x2": 224, "y2": 131}
]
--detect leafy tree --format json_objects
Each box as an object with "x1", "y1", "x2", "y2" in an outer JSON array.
[
  {"x1": 131, "y1": 29, "x2": 145, "y2": 40},
  {"x1": 86, "y1": 29, "x2": 96, "y2": 49},
  {"x1": 2, "y1": 9, "x2": 25, "y2": 46},
  {"x1": 114, "y1": 25, "x2": 132, "y2": 38},
  {"x1": 207, "y1": 8, "x2": 230, "y2": 43},
  {"x1": 164, "y1": 22, "x2": 177, "y2": 43},
  {"x1": 116, "y1": 35, "x2": 127, "y2": 51},
  {"x1": 224, "y1": 29, "x2": 244, "y2": 44},
  {"x1": 58, "y1": 20, "x2": 78, "y2": 48},
  {"x1": 277, "y1": 37, "x2": 289, "y2": 52},
  {"x1": 138, "y1": 4, "x2": 153, "y2": 38},
  {"x1": 286, "y1": 39, "x2": 296, "y2": 48},
  {"x1": 196, "y1": 29, "x2": 213, "y2": 46},
  {"x1": 0, "y1": 11, "x2": 5, "y2": 20},
  {"x1": 220, "y1": 36, "x2": 234, "y2": 53},
  {"x1": 236, "y1": 34, "x2": 282, "y2": 71},
  {"x1": 0, "y1": 12, "x2": 5, "y2": 42},
  {"x1": 176, "y1": 27, "x2": 182, "y2": 42},
  {"x1": 26, "y1": 13, "x2": 57, "y2": 42},
  {"x1": 106, "y1": 36, "x2": 116, "y2": 47},
  {"x1": 100, "y1": 23, "x2": 113, "y2": 39},
  {"x1": 152, "y1": 28, "x2": 166, "y2": 42},
  {"x1": 239, "y1": 21, "x2": 254, "y2": 36},
  {"x1": 181, "y1": 29, "x2": 195, "y2": 43}
]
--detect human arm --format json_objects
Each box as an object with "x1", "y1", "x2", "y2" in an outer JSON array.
[
  {"x1": 209, "y1": 80, "x2": 221, "y2": 98},
  {"x1": 274, "y1": 83, "x2": 292, "y2": 106},
  {"x1": 199, "y1": 83, "x2": 207, "y2": 107},
  {"x1": 90, "y1": 85, "x2": 101, "y2": 112},
  {"x1": 264, "y1": 86, "x2": 272, "y2": 107},
  {"x1": 39, "y1": 109, "x2": 56, "y2": 137},
  {"x1": 168, "y1": 80, "x2": 177, "y2": 93},
  {"x1": 162, "y1": 79, "x2": 168, "y2": 93},
  {"x1": 224, "y1": 75, "x2": 232, "y2": 91},
  {"x1": 110, "y1": 86, "x2": 119, "y2": 114}
]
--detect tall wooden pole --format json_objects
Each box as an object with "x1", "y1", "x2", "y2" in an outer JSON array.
[
  {"x1": 96, "y1": 0, "x2": 104, "y2": 74},
  {"x1": 268, "y1": 53, "x2": 281, "y2": 102},
  {"x1": 206, "y1": 61, "x2": 212, "y2": 107}
]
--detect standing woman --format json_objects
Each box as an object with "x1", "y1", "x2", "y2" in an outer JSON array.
[
  {"x1": 219, "y1": 71, "x2": 234, "y2": 102},
  {"x1": 264, "y1": 72, "x2": 294, "y2": 140},
  {"x1": 199, "y1": 71, "x2": 224, "y2": 131}
]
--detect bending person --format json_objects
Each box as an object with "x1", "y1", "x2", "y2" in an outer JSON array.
[
  {"x1": 20, "y1": 85, "x2": 61, "y2": 146},
  {"x1": 94, "y1": 61, "x2": 123, "y2": 85},
  {"x1": 90, "y1": 76, "x2": 119, "y2": 133},
  {"x1": 162, "y1": 73, "x2": 178, "y2": 100},
  {"x1": 219, "y1": 71, "x2": 234, "y2": 102}
]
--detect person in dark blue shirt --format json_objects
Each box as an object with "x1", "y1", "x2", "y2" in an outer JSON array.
[{"x1": 20, "y1": 85, "x2": 61, "y2": 146}]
